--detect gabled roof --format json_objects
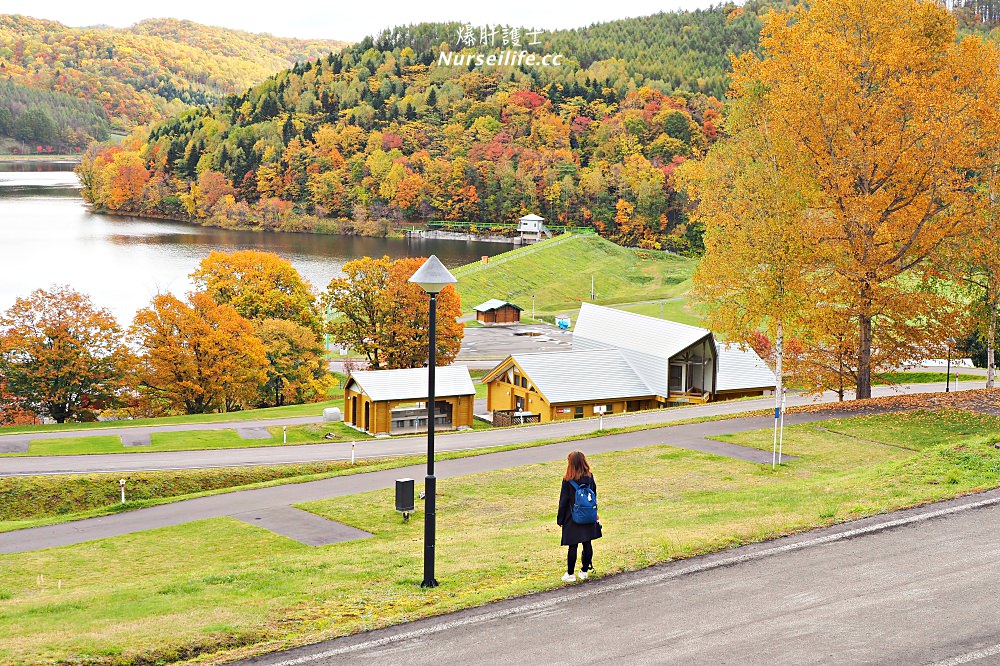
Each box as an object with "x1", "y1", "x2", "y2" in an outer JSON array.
[
  {"x1": 488, "y1": 350, "x2": 655, "y2": 404},
  {"x1": 716, "y1": 343, "x2": 777, "y2": 392},
  {"x1": 345, "y1": 365, "x2": 475, "y2": 402},
  {"x1": 474, "y1": 299, "x2": 523, "y2": 312},
  {"x1": 519, "y1": 213, "x2": 544, "y2": 221},
  {"x1": 573, "y1": 303, "x2": 712, "y2": 360}
]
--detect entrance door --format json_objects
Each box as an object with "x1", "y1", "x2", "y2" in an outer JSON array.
[
  {"x1": 364, "y1": 401, "x2": 370, "y2": 432},
  {"x1": 515, "y1": 395, "x2": 525, "y2": 411},
  {"x1": 351, "y1": 397, "x2": 358, "y2": 425}
]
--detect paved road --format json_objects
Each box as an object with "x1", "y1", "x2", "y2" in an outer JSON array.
[
  {"x1": 0, "y1": 381, "x2": 985, "y2": 477},
  {"x1": 0, "y1": 412, "x2": 812, "y2": 553},
  {"x1": 239, "y1": 488, "x2": 1000, "y2": 666}
]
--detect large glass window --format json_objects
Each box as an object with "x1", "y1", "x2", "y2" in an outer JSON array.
[{"x1": 669, "y1": 364, "x2": 684, "y2": 392}]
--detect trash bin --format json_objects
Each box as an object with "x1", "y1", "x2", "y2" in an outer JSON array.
[{"x1": 395, "y1": 478, "x2": 415, "y2": 520}]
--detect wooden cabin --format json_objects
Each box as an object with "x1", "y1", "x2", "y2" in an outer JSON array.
[
  {"x1": 344, "y1": 366, "x2": 476, "y2": 436},
  {"x1": 474, "y1": 299, "x2": 523, "y2": 325}
]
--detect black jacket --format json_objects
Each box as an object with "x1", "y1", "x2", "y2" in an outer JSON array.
[{"x1": 557, "y1": 475, "x2": 603, "y2": 546}]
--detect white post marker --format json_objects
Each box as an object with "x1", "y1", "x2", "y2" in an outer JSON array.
[
  {"x1": 351, "y1": 441, "x2": 356, "y2": 465},
  {"x1": 772, "y1": 397, "x2": 780, "y2": 470},
  {"x1": 119, "y1": 478, "x2": 126, "y2": 504},
  {"x1": 778, "y1": 388, "x2": 787, "y2": 465},
  {"x1": 283, "y1": 425, "x2": 287, "y2": 444}
]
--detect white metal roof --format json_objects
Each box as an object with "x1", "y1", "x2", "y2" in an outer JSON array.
[
  {"x1": 716, "y1": 343, "x2": 777, "y2": 392},
  {"x1": 573, "y1": 303, "x2": 711, "y2": 360},
  {"x1": 519, "y1": 213, "x2": 544, "y2": 221},
  {"x1": 509, "y1": 349, "x2": 654, "y2": 403},
  {"x1": 473, "y1": 299, "x2": 523, "y2": 312},
  {"x1": 346, "y1": 365, "x2": 475, "y2": 402}
]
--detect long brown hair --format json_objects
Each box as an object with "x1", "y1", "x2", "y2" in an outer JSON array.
[{"x1": 564, "y1": 450, "x2": 591, "y2": 481}]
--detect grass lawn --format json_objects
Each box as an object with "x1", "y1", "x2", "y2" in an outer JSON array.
[
  {"x1": 3, "y1": 409, "x2": 1000, "y2": 664},
  {"x1": 873, "y1": 371, "x2": 969, "y2": 386},
  {"x1": 615, "y1": 296, "x2": 704, "y2": 327},
  {"x1": 16, "y1": 423, "x2": 367, "y2": 457},
  {"x1": 0, "y1": 400, "x2": 343, "y2": 436},
  {"x1": 470, "y1": 368, "x2": 489, "y2": 399},
  {"x1": 453, "y1": 234, "x2": 697, "y2": 320}
]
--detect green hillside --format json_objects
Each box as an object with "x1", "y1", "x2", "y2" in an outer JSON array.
[{"x1": 453, "y1": 234, "x2": 698, "y2": 322}]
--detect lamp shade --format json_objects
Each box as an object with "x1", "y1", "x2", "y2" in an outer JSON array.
[{"x1": 409, "y1": 255, "x2": 457, "y2": 293}]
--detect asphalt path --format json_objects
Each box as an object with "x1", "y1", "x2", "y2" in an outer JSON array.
[
  {"x1": 0, "y1": 412, "x2": 815, "y2": 553},
  {"x1": 239, "y1": 488, "x2": 1000, "y2": 666},
  {"x1": 0, "y1": 381, "x2": 985, "y2": 477}
]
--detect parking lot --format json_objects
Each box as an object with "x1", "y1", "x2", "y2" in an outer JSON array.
[{"x1": 456, "y1": 323, "x2": 572, "y2": 366}]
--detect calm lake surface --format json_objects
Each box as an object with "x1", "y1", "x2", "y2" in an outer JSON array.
[{"x1": 0, "y1": 161, "x2": 505, "y2": 323}]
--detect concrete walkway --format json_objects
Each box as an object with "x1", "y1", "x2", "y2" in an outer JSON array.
[
  {"x1": 0, "y1": 381, "x2": 984, "y2": 477},
  {"x1": 0, "y1": 412, "x2": 837, "y2": 554}
]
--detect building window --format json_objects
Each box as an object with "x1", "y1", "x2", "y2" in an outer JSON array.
[
  {"x1": 604, "y1": 404, "x2": 613, "y2": 414},
  {"x1": 574, "y1": 406, "x2": 583, "y2": 419},
  {"x1": 521, "y1": 377, "x2": 529, "y2": 388}
]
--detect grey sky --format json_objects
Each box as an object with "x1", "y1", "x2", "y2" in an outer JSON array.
[{"x1": 8, "y1": 1, "x2": 717, "y2": 42}]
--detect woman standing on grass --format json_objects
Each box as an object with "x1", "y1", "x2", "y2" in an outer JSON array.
[{"x1": 557, "y1": 450, "x2": 602, "y2": 582}]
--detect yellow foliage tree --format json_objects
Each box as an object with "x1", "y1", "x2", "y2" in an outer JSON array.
[
  {"x1": 729, "y1": 0, "x2": 1000, "y2": 398},
  {"x1": 190, "y1": 250, "x2": 321, "y2": 333},
  {"x1": 131, "y1": 292, "x2": 268, "y2": 414},
  {"x1": 324, "y1": 256, "x2": 463, "y2": 370}
]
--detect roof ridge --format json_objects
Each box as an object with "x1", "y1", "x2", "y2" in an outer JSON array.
[{"x1": 578, "y1": 302, "x2": 710, "y2": 335}]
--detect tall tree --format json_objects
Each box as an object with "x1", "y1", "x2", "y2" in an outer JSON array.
[
  {"x1": 190, "y1": 250, "x2": 321, "y2": 333},
  {"x1": 131, "y1": 292, "x2": 268, "y2": 414},
  {"x1": 730, "y1": 0, "x2": 1000, "y2": 398},
  {"x1": 255, "y1": 318, "x2": 332, "y2": 406},
  {"x1": 324, "y1": 255, "x2": 463, "y2": 370},
  {"x1": 678, "y1": 98, "x2": 817, "y2": 403},
  {"x1": 0, "y1": 286, "x2": 133, "y2": 423}
]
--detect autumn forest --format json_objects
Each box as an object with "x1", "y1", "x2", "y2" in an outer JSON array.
[{"x1": 3, "y1": 0, "x2": 1000, "y2": 422}]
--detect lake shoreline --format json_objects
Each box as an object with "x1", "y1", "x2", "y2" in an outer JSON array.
[{"x1": 0, "y1": 155, "x2": 82, "y2": 163}]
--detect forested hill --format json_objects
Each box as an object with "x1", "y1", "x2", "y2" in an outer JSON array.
[
  {"x1": 79, "y1": 6, "x2": 766, "y2": 252},
  {"x1": 0, "y1": 15, "x2": 347, "y2": 135}
]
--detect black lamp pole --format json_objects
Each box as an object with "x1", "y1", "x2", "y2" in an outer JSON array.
[
  {"x1": 423, "y1": 290, "x2": 439, "y2": 588},
  {"x1": 408, "y1": 254, "x2": 455, "y2": 589},
  {"x1": 946, "y1": 345, "x2": 952, "y2": 393}
]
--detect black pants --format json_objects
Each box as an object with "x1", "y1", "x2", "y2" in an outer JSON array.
[{"x1": 567, "y1": 541, "x2": 593, "y2": 575}]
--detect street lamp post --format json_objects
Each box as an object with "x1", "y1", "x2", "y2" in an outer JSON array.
[{"x1": 409, "y1": 255, "x2": 457, "y2": 589}]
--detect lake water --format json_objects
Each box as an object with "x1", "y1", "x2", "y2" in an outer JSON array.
[{"x1": 0, "y1": 161, "x2": 505, "y2": 324}]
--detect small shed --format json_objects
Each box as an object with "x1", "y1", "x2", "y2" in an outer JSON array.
[
  {"x1": 474, "y1": 299, "x2": 523, "y2": 324},
  {"x1": 517, "y1": 213, "x2": 551, "y2": 244},
  {"x1": 344, "y1": 365, "x2": 476, "y2": 436}
]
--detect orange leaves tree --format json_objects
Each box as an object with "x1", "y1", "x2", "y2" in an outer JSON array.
[
  {"x1": 191, "y1": 249, "x2": 321, "y2": 334},
  {"x1": 0, "y1": 286, "x2": 133, "y2": 423},
  {"x1": 190, "y1": 250, "x2": 330, "y2": 406},
  {"x1": 718, "y1": 0, "x2": 1000, "y2": 398},
  {"x1": 131, "y1": 292, "x2": 268, "y2": 414},
  {"x1": 323, "y1": 255, "x2": 463, "y2": 370}
]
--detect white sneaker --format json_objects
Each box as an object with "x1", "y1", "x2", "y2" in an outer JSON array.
[
  {"x1": 578, "y1": 570, "x2": 589, "y2": 580},
  {"x1": 561, "y1": 573, "x2": 576, "y2": 582}
]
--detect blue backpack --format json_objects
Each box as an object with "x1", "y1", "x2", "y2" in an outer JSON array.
[{"x1": 569, "y1": 480, "x2": 598, "y2": 524}]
